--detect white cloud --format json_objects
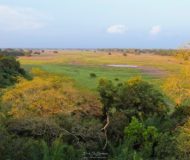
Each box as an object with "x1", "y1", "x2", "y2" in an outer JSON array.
[
  {"x1": 0, "y1": 5, "x2": 46, "y2": 31},
  {"x1": 107, "y1": 25, "x2": 127, "y2": 34},
  {"x1": 149, "y1": 25, "x2": 161, "y2": 35}
]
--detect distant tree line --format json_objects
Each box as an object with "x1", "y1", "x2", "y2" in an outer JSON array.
[
  {"x1": 0, "y1": 49, "x2": 25, "y2": 56},
  {"x1": 97, "y1": 48, "x2": 179, "y2": 56},
  {"x1": 0, "y1": 49, "x2": 42, "y2": 57}
]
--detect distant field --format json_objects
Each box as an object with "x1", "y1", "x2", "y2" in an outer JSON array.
[{"x1": 19, "y1": 50, "x2": 188, "y2": 90}]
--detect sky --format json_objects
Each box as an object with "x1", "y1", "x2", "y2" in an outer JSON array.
[{"x1": 0, "y1": 0, "x2": 190, "y2": 49}]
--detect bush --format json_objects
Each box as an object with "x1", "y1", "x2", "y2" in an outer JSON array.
[
  {"x1": 89, "y1": 73, "x2": 97, "y2": 78},
  {"x1": 6, "y1": 117, "x2": 62, "y2": 143},
  {"x1": 0, "y1": 127, "x2": 83, "y2": 160},
  {"x1": 0, "y1": 128, "x2": 42, "y2": 160},
  {"x1": 123, "y1": 53, "x2": 127, "y2": 56},
  {"x1": 0, "y1": 56, "x2": 26, "y2": 88},
  {"x1": 155, "y1": 132, "x2": 178, "y2": 159},
  {"x1": 176, "y1": 118, "x2": 190, "y2": 158},
  {"x1": 40, "y1": 137, "x2": 83, "y2": 160}
]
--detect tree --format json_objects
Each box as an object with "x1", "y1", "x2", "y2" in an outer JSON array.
[
  {"x1": 0, "y1": 56, "x2": 26, "y2": 87},
  {"x1": 98, "y1": 79, "x2": 116, "y2": 118},
  {"x1": 115, "y1": 77, "x2": 168, "y2": 119},
  {"x1": 113, "y1": 117, "x2": 159, "y2": 160},
  {"x1": 2, "y1": 73, "x2": 101, "y2": 118},
  {"x1": 24, "y1": 51, "x2": 32, "y2": 57},
  {"x1": 98, "y1": 77, "x2": 168, "y2": 121},
  {"x1": 176, "y1": 49, "x2": 190, "y2": 61},
  {"x1": 98, "y1": 77, "x2": 168, "y2": 151},
  {"x1": 163, "y1": 65, "x2": 190, "y2": 106}
]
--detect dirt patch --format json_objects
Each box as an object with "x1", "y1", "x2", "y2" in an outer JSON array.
[
  {"x1": 138, "y1": 66, "x2": 167, "y2": 77},
  {"x1": 69, "y1": 61, "x2": 83, "y2": 65},
  {"x1": 106, "y1": 64, "x2": 167, "y2": 77},
  {"x1": 107, "y1": 64, "x2": 138, "y2": 68}
]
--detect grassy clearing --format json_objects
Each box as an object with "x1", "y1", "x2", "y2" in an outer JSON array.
[{"x1": 23, "y1": 64, "x2": 161, "y2": 90}]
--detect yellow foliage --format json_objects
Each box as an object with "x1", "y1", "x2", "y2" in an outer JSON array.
[
  {"x1": 31, "y1": 67, "x2": 73, "y2": 83},
  {"x1": 127, "y1": 76, "x2": 142, "y2": 86},
  {"x1": 163, "y1": 65, "x2": 190, "y2": 105},
  {"x1": 31, "y1": 68, "x2": 48, "y2": 76},
  {"x1": 1, "y1": 74, "x2": 101, "y2": 118},
  {"x1": 175, "y1": 49, "x2": 190, "y2": 61}
]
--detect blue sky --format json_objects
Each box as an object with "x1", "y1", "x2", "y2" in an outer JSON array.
[{"x1": 0, "y1": 0, "x2": 190, "y2": 48}]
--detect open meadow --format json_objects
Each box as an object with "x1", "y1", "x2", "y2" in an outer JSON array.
[{"x1": 19, "y1": 50, "x2": 187, "y2": 90}]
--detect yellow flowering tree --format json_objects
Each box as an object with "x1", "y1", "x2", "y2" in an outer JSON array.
[
  {"x1": 163, "y1": 65, "x2": 190, "y2": 105},
  {"x1": 1, "y1": 72, "x2": 101, "y2": 118}
]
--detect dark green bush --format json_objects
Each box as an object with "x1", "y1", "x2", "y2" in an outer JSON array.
[
  {"x1": 0, "y1": 56, "x2": 26, "y2": 88},
  {"x1": 89, "y1": 73, "x2": 97, "y2": 78}
]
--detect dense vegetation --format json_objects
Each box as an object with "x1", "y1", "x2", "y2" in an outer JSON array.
[
  {"x1": 0, "y1": 56, "x2": 27, "y2": 88},
  {"x1": 0, "y1": 53, "x2": 190, "y2": 160},
  {"x1": 0, "y1": 49, "x2": 25, "y2": 57}
]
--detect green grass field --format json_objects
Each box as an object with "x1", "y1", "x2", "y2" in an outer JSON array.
[
  {"x1": 24, "y1": 64, "x2": 159, "y2": 90},
  {"x1": 20, "y1": 50, "x2": 189, "y2": 90}
]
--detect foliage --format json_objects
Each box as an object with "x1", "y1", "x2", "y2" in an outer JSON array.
[
  {"x1": 176, "y1": 49, "x2": 190, "y2": 61},
  {"x1": 154, "y1": 132, "x2": 178, "y2": 160},
  {"x1": 53, "y1": 115, "x2": 105, "y2": 151},
  {"x1": 98, "y1": 78, "x2": 116, "y2": 117},
  {"x1": 1, "y1": 75, "x2": 101, "y2": 118},
  {"x1": 89, "y1": 73, "x2": 97, "y2": 78},
  {"x1": 98, "y1": 77, "x2": 168, "y2": 120},
  {"x1": 6, "y1": 117, "x2": 62, "y2": 142},
  {"x1": 0, "y1": 49, "x2": 25, "y2": 57},
  {"x1": 0, "y1": 56, "x2": 26, "y2": 87},
  {"x1": 107, "y1": 112, "x2": 129, "y2": 145},
  {"x1": 0, "y1": 128, "x2": 42, "y2": 160},
  {"x1": 0, "y1": 127, "x2": 83, "y2": 160},
  {"x1": 41, "y1": 136, "x2": 83, "y2": 160},
  {"x1": 170, "y1": 105, "x2": 190, "y2": 128},
  {"x1": 70, "y1": 118, "x2": 105, "y2": 151},
  {"x1": 176, "y1": 118, "x2": 190, "y2": 159},
  {"x1": 163, "y1": 65, "x2": 190, "y2": 106},
  {"x1": 113, "y1": 117, "x2": 159, "y2": 160},
  {"x1": 116, "y1": 77, "x2": 168, "y2": 119}
]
